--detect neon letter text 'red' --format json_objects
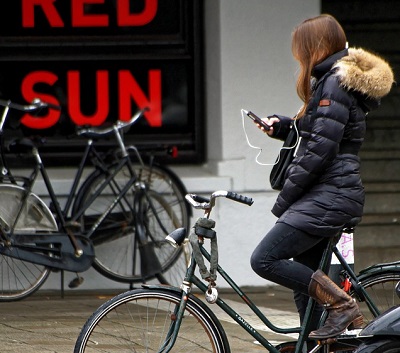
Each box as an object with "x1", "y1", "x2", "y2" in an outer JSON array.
[{"x1": 22, "y1": 0, "x2": 158, "y2": 28}]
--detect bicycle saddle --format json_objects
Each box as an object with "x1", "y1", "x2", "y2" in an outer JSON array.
[
  {"x1": 339, "y1": 217, "x2": 361, "y2": 236},
  {"x1": 76, "y1": 125, "x2": 115, "y2": 140},
  {"x1": 7, "y1": 137, "x2": 46, "y2": 154},
  {"x1": 344, "y1": 217, "x2": 361, "y2": 229}
]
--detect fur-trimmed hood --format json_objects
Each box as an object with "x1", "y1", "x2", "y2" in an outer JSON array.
[{"x1": 334, "y1": 48, "x2": 394, "y2": 99}]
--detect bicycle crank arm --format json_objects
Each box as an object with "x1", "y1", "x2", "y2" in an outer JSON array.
[{"x1": 65, "y1": 226, "x2": 84, "y2": 257}]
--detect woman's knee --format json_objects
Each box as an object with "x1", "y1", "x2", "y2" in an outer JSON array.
[
  {"x1": 250, "y1": 246, "x2": 274, "y2": 277},
  {"x1": 251, "y1": 223, "x2": 303, "y2": 278},
  {"x1": 250, "y1": 249, "x2": 261, "y2": 273}
]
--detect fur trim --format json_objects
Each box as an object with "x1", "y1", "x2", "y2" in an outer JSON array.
[{"x1": 333, "y1": 48, "x2": 394, "y2": 99}]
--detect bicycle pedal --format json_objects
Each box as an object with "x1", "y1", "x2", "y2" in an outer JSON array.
[
  {"x1": 68, "y1": 276, "x2": 84, "y2": 288},
  {"x1": 340, "y1": 328, "x2": 362, "y2": 337},
  {"x1": 318, "y1": 329, "x2": 361, "y2": 345}
]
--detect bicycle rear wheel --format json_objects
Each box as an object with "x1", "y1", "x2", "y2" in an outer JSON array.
[
  {"x1": 353, "y1": 271, "x2": 400, "y2": 324},
  {"x1": 73, "y1": 163, "x2": 190, "y2": 285},
  {"x1": 0, "y1": 256, "x2": 50, "y2": 301},
  {"x1": 0, "y1": 184, "x2": 53, "y2": 301},
  {"x1": 74, "y1": 288, "x2": 229, "y2": 353}
]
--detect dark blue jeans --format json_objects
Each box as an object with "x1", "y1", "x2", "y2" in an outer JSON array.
[{"x1": 250, "y1": 222, "x2": 330, "y2": 327}]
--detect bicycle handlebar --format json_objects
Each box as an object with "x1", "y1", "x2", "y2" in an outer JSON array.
[
  {"x1": 0, "y1": 98, "x2": 62, "y2": 133},
  {"x1": 185, "y1": 190, "x2": 254, "y2": 211},
  {"x1": 76, "y1": 108, "x2": 148, "y2": 138},
  {"x1": 0, "y1": 98, "x2": 61, "y2": 113}
]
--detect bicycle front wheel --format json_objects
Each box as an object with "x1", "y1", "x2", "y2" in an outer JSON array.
[
  {"x1": 74, "y1": 288, "x2": 229, "y2": 353},
  {"x1": 353, "y1": 271, "x2": 400, "y2": 324},
  {"x1": 73, "y1": 163, "x2": 190, "y2": 285}
]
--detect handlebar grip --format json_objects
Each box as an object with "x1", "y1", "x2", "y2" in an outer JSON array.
[{"x1": 226, "y1": 191, "x2": 254, "y2": 206}]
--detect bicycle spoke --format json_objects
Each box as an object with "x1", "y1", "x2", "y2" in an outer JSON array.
[{"x1": 74, "y1": 290, "x2": 227, "y2": 353}]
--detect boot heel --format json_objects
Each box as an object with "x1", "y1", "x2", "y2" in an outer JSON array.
[{"x1": 348, "y1": 315, "x2": 363, "y2": 330}]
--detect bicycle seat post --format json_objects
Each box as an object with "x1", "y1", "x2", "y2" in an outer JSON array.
[
  {"x1": 113, "y1": 126, "x2": 128, "y2": 158},
  {"x1": 0, "y1": 104, "x2": 10, "y2": 132}
]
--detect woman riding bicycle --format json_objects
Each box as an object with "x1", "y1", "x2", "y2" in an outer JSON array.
[{"x1": 250, "y1": 14, "x2": 394, "y2": 339}]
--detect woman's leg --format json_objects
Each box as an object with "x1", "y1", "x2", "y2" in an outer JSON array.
[
  {"x1": 250, "y1": 222, "x2": 326, "y2": 294},
  {"x1": 250, "y1": 222, "x2": 327, "y2": 330},
  {"x1": 293, "y1": 239, "x2": 329, "y2": 329},
  {"x1": 250, "y1": 222, "x2": 362, "y2": 339}
]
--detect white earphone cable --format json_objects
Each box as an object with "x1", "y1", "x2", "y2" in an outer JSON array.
[{"x1": 241, "y1": 108, "x2": 300, "y2": 166}]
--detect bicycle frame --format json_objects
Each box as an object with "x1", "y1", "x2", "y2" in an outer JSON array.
[
  {"x1": 4, "y1": 150, "x2": 138, "y2": 266},
  {"x1": 0, "y1": 107, "x2": 150, "y2": 272},
  {"x1": 68, "y1": 149, "x2": 138, "y2": 237},
  {"x1": 63, "y1": 122, "x2": 146, "y2": 223},
  {"x1": 156, "y1": 245, "x2": 300, "y2": 352},
  {"x1": 331, "y1": 247, "x2": 380, "y2": 317},
  {"x1": 161, "y1": 230, "x2": 385, "y2": 353}
]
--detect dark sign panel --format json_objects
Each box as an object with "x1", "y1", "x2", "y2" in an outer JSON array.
[
  {"x1": 0, "y1": 0, "x2": 182, "y2": 42},
  {"x1": 0, "y1": 0, "x2": 203, "y2": 164}
]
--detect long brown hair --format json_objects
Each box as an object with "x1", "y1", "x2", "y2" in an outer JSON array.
[{"x1": 292, "y1": 14, "x2": 347, "y2": 117}]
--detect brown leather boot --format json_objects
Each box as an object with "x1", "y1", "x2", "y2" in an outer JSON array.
[{"x1": 308, "y1": 270, "x2": 363, "y2": 339}]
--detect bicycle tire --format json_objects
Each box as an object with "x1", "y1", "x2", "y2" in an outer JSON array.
[
  {"x1": 354, "y1": 339, "x2": 400, "y2": 353},
  {"x1": 93, "y1": 188, "x2": 188, "y2": 285},
  {"x1": 0, "y1": 256, "x2": 51, "y2": 301},
  {"x1": 72, "y1": 163, "x2": 190, "y2": 285},
  {"x1": 352, "y1": 271, "x2": 400, "y2": 324},
  {"x1": 134, "y1": 162, "x2": 191, "y2": 229},
  {"x1": 74, "y1": 288, "x2": 230, "y2": 353},
  {"x1": 0, "y1": 185, "x2": 53, "y2": 301},
  {"x1": 134, "y1": 189, "x2": 191, "y2": 286}
]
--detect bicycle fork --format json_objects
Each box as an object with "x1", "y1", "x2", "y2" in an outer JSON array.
[
  {"x1": 157, "y1": 282, "x2": 192, "y2": 353},
  {"x1": 157, "y1": 255, "x2": 198, "y2": 352}
]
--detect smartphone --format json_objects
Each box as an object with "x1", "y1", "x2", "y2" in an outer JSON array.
[{"x1": 246, "y1": 111, "x2": 270, "y2": 131}]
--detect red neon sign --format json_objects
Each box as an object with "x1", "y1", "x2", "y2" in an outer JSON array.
[
  {"x1": 22, "y1": 0, "x2": 158, "y2": 28},
  {"x1": 20, "y1": 69, "x2": 162, "y2": 129}
]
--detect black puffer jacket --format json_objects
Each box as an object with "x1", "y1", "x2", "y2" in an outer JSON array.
[{"x1": 272, "y1": 48, "x2": 394, "y2": 237}]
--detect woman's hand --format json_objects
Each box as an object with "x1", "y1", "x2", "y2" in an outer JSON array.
[{"x1": 257, "y1": 116, "x2": 280, "y2": 136}]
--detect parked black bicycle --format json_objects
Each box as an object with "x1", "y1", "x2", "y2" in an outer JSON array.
[{"x1": 0, "y1": 98, "x2": 191, "y2": 301}]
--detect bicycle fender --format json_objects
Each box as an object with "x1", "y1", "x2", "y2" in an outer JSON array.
[
  {"x1": 0, "y1": 184, "x2": 57, "y2": 231},
  {"x1": 359, "y1": 305, "x2": 400, "y2": 337},
  {"x1": 358, "y1": 262, "x2": 400, "y2": 278}
]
